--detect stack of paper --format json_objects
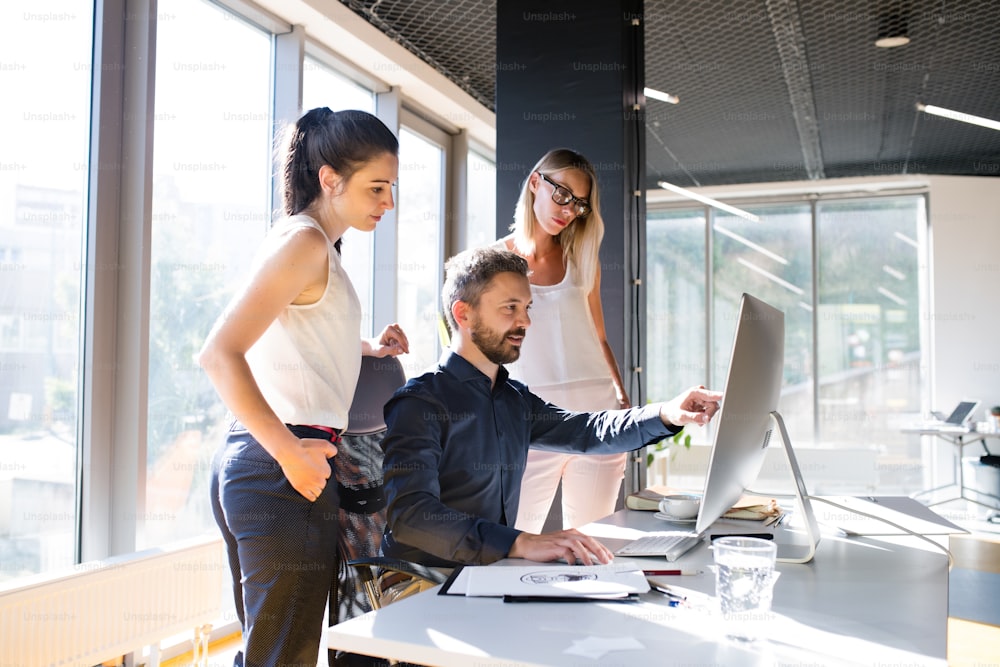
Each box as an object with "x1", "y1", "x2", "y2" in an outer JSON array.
[
  {"x1": 723, "y1": 494, "x2": 783, "y2": 523},
  {"x1": 626, "y1": 486, "x2": 782, "y2": 524}
]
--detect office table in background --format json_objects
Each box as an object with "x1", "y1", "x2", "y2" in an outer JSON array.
[
  {"x1": 902, "y1": 426, "x2": 1000, "y2": 508},
  {"x1": 327, "y1": 502, "x2": 950, "y2": 666}
]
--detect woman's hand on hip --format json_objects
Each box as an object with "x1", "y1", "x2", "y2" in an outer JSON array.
[{"x1": 279, "y1": 437, "x2": 337, "y2": 502}]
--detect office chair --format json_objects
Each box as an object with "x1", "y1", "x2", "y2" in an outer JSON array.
[
  {"x1": 344, "y1": 355, "x2": 407, "y2": 438},
  {"x1": 336, "y1": 355, "x2": 447, "y2": 614},
  {"x1": 335, "y1": 355, "x2": 407, "y2": 623}
]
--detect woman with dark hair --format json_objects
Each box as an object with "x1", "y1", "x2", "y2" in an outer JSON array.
[
  {"x1": 200, "y1": 107, "x2": 408, "y2": 667},
  {"x1": 497, "y1": 148, "x2": 631, "y2": 534}
]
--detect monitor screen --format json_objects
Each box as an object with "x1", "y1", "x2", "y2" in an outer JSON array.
[{"x1": 695, "y1": 293, "x2": 785, "y2": 536}]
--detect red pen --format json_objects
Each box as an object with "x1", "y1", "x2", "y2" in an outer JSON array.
[{"x1": 642, "y1": 569, "x2": 699, "y2": 576}]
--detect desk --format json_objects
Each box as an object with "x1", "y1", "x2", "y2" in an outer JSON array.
[
  {"x1": 903, "y1": 427, "x2": 1000, "y2": 508},
  {"x1": 327, "y1": 501, "x2": 949, "y2": 666}
]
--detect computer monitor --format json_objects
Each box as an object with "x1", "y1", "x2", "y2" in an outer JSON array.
[{"x1": 693, "y1": 293, "x2": 819, "y2": 563}]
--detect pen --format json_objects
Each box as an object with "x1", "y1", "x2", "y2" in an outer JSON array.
[
  {"x1": 642, "y1": 569, "x2": 699, "y2": 576},
  {"x1": 648, "y1": 583, "x2": 687, "y2": 602}
]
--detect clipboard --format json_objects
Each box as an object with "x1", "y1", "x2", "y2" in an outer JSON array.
[
  {"x1": 437, "y1": 563, "x2": 649, "y2": 600},
  {"x1": 438, "y1": 565, "x2": 469, "y2": 596}
]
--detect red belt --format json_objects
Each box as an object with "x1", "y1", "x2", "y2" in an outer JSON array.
[{"x1": 306, "y1": 425, "x2": 342, "y2": 443}]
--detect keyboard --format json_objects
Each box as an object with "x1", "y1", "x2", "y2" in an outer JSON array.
[
  {"x1": 906, "y1": 420, "x2": 972, "y2": 434},
  {"x1": 614, "y1": 533, "x2": 704, "y2": 561}
]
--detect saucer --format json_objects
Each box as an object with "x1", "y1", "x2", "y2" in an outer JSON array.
[{"x1": 654, "y1": 512, "x2": 696, "y2": 524}]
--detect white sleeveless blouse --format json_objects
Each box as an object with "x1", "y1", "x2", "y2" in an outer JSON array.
[
  {"x1": 246, "y1": 215, "x2": 362, "y2": 429},
  {"x1": 501, "y1": 246, "x2": 617, "y2": 411}
]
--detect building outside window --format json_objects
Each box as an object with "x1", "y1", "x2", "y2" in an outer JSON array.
[{"x1": 0, "y1": 0, "x2": 93, "y2": 583}]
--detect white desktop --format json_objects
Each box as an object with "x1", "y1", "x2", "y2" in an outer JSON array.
[
  {"x1": 327, "y1": 506, "x2": 950, "y2": 666},
  {"x1": 326, "y1": 294, "x2": 954, "y2": 666}
]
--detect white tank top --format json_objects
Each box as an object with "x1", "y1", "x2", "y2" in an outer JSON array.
[
  {"x1": 501, "y1": 245, "x2": 616, "y2": 411},
  {"x1": 246, "y1": 215, "x2": 362, "y2": 429}
]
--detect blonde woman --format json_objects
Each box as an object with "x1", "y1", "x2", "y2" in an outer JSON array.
[{"x1": 496, "y1": 148, "x2": 631, "y2": 532}]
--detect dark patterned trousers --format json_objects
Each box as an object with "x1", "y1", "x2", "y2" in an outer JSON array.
[{"x1": 211, "y1": 423, "x2": 340, "y2": 667}]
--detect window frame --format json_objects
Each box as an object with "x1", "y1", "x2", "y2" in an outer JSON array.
[
  {"x1": 643, "y1": 188, "x2": 932, "y2": 491},
  {"x1": 394, "y1": 108, "x2": 451, "y2": 373}
]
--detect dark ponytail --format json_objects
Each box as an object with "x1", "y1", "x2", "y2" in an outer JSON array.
[{"x1": 280, "y1": 108, "x2": 399, "y2": 219}]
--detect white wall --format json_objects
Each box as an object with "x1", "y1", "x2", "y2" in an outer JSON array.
[{"x1": 927, "y1": 176, "x2": 1000, "y2": 420}]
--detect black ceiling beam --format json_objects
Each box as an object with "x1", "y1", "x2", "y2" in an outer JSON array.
[{"x1": 766, "y1": 0, "x2": 826, "y2": 180}]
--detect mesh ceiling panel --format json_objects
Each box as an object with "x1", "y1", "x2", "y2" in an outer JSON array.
[
  {"x1": 338, "y1": 0, "x2": 497, "y2": 110},
  {"x1": 338, "y1": 0, "x2": 1000, "y2": 187}
]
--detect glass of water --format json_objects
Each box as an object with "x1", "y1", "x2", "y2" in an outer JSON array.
[{"x1": 712, "y1": 536, "x2": 780, "y2": 642}]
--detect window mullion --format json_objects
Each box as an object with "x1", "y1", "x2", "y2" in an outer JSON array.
[{"x1": 80, "y1": 0, "x2": 156, "y2": 561}]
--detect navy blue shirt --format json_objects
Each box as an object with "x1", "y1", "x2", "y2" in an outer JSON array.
[{"x1": 380, "y1": 351, "x2": 676, "y2": 567}]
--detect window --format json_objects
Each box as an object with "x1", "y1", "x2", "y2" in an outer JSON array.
[
  {"x1": 145, "y1": 0, "x2": 272, "y2": 548},
  {"x1": 302, "y1": 54, "x2": 376, "y2": 335},
  {"x1": 466, "y1": 149, "x2": 497, "y2": 250},
  {"x1": 396, "y1": 122, "x2": 446, "y2": 375},
  {"x1": 816, "y1": 196, "x2": 925, "y2": 490},
  {"x1": 646, "y1": 194, "x2": 927, "y2": 494},
  {"x1": 712, "y1": 204, "x2": 814, "y2": 444},
  {"x1": 302, "y1": 56, "x2": 374, "y2": 114},
  {"x1": 646, "y1": 209, "x2": 707, "y2": 403},
  {"x1": 0, "y1": 0, "x2": 92, "y2": 582}
]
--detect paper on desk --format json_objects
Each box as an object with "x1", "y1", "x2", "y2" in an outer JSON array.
[
  {"x1": 564, "y1": 636, "x2": 645, "y2": 660},
  {"x1": 462, "y1": 563, "x2": 649, "y2": 598}
]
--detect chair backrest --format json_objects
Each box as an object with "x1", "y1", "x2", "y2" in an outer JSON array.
[{"x1": 344, "y1": 355, "x2": 407, "y2": 436}]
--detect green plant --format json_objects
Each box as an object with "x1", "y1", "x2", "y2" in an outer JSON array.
[
  {"x1": 646, "y1": 428, "x2": 692, "y2": 467},
  {"x1": 991, "y1": 405, "x2": 1000, "y2": 416}
]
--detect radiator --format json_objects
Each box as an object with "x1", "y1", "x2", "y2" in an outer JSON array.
[{"x1": 0, "y1": 535, "x2": 225, "y2": 667}]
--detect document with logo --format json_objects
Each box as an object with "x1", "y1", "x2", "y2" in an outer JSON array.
[{"x1": 442, "y1": 563, "x2": 649, "y2": 601}]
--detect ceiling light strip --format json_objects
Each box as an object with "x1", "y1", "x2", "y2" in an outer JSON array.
[
  {"x1": 713, "y1": 224, "x2": 789, "y2": 265},
  {"x1": 877, "y1": 286, "x2": 907, "y2": 306},
  {"x1": 916, "y1": 103, "x2": 1000, "y2": 132},
  {"x1": 658, "y1": 181, "x2": 761, "y2": 222},
  {"x1": 736, "y1": 258, "x2": 805, "y2": 295},
  {"x1": 644, "y1": 87, "x2": 679, "y2": 104}
]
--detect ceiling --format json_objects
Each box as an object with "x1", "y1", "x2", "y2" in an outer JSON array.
[{"x1": 338, "y1": 0, "x2": 1000, "y2": 190}]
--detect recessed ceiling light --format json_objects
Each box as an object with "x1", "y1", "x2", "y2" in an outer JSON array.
[
  {"x1": 875, "y1": 13, "x2": 910, "y2": 48},
  {"x1": 875, "y1": 34, "x2": 910, "y2": 48}
]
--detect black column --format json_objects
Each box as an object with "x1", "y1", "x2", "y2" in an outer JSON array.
[{"x1": 496, "y1": 1, "x2": 647, "y2": 411}]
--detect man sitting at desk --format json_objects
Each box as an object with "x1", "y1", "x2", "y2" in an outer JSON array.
[{"x1": 380, "y1": 247, "x2": 721, "y2": 572}]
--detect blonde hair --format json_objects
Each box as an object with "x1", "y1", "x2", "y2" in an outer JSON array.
[{"x1": 510, "y1": 148, "x2": 605, "y2": 290}]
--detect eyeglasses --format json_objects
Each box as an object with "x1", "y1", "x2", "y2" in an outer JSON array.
[{"x1": 537, "y1": 172, "x2": 591, "y2": 218}]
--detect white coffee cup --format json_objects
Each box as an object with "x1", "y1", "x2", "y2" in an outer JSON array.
[{"x1": 658, "y1": 494, "x2": 701, "y2": 519}]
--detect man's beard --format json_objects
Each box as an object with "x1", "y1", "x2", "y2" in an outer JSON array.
[{"x1": 470, "y1": 320, "x2": 526, "y2": 365}]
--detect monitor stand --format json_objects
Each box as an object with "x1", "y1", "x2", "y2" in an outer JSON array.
[{"x1": 771, "y1": 410, "x2": 821, "y2": 563}]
